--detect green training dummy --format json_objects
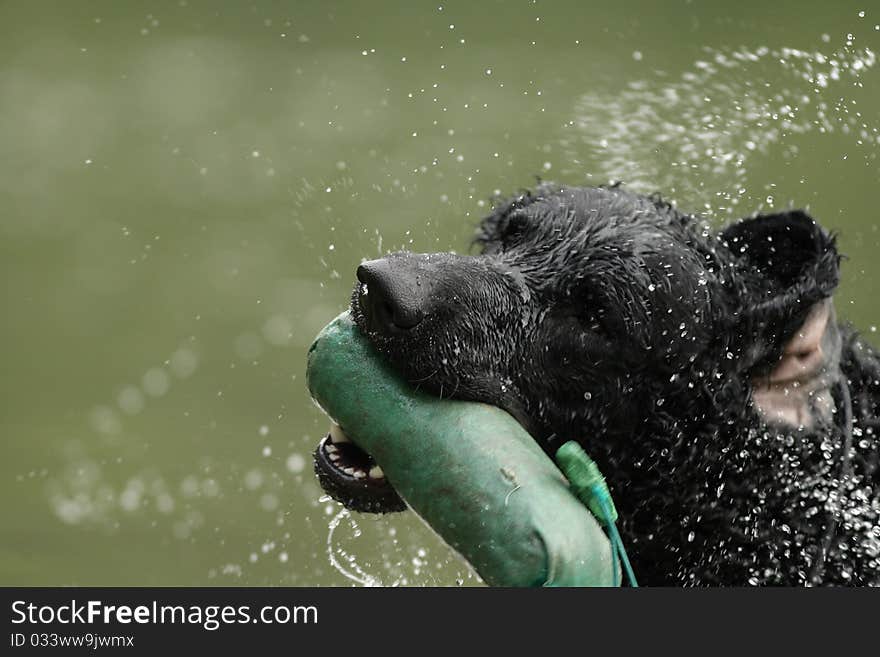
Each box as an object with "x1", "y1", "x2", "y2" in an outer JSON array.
[{"x1": 308, "y1": 312, "x2": 617, "y2": 587}]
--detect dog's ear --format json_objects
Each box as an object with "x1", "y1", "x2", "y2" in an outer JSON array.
[{"x1": 721, "y1": 210, "x2": 840, "y2": 373}]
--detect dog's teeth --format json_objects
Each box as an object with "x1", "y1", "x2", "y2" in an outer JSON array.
[
  {"x1": 329, "y1": 453, "x2": 340, "y2": 462},
  {"x1": 368, "y1": 465, "x2": 385, "y2": 479},
  {"x1": 353, "y1": 470, "x2": 366, "y2": 479},
  {"x1": 343, "y1": 467, "x2": 356, "y2": 475},
  {"x1": 325, "y1": 443, "x2": 338, "y2": 453},
  {"x1": 329, "y1": 423, "x2": 351, "y2": 444}
]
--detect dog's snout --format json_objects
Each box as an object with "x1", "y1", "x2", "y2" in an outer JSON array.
[{"x1": 357, "y1": 259, "x2": 425, "y2": 331}]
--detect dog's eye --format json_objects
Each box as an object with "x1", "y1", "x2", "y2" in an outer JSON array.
[
  {"x1": 584, "y1": 310, "x2": 609, "y2": 337},
  {"x1": 578, "y1": 292, "x2": 612, "y2": 337},
  {"x1": 501, "y1": 212, "x2": 530, "y2": 241}
]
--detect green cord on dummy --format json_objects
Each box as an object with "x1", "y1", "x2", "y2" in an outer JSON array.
[
  {"x1": 555, "y1": 441, "x2": 638, "y2": 587},
  {"x1": 308, "y1": 312, "x2": 637, "y2": 587}
]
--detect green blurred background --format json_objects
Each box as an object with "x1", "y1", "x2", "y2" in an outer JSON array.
[{"x1": 1, "y1": 0, "x2": 877, "y2": 585}]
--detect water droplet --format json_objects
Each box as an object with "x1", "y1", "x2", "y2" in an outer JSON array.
[
  {"x1": 286, "y1": 453, "x2": 306, "y2": 473},
  {"x1": 142, "y1": 368, "x2": 170, "y2": 397}
]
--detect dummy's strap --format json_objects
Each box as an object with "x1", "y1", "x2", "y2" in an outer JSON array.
[{"x1": 555, "y1": 441, "x2": 638, "y2": 587}]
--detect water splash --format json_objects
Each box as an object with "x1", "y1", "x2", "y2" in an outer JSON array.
[
  {"x1": 560, "y1": 35, "x2": 877, "y2": 217},
  {"x1": 326, "y1": 508, "x2": 393, "y2": 586}
]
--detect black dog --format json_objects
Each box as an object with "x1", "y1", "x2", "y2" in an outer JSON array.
[{"x1": 317, "y1": 183, "x2": 880, "y2": 586}]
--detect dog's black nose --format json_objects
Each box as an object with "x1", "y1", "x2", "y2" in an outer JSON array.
[{"x1": 356, "y1": 259, "x2": 425, "y2": 331}]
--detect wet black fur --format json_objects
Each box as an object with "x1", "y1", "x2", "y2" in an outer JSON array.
[{"x1": 350, "y1": 183, "x2": 880, "y2": 586}]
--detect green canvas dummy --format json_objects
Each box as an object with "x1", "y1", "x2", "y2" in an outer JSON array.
[{"x1": 308, "y1": 312, "x2": 615, "y2": 587}]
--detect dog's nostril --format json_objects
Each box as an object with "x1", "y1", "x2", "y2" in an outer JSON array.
[
  {"x1": 356, "y1": 260, "x2": 425, "y2": 331},
  {"x1": 355, "y1": 264, "x2": 371, "y2": 286}
]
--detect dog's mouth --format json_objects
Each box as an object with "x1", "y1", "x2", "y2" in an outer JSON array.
[
  {"x1": 313, "y1": 422, "x2": 407, "y2": 514},
  {"x1": 311, "y1": 291, "x2": 409, "y2": 514},
  {"x1": 313, "y1": 284, "x2": 532, "y2": 514}
]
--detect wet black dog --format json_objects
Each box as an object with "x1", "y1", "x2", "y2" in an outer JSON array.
[{"x1": 320, "y1": 183, "x2": 880, "y2": 586}]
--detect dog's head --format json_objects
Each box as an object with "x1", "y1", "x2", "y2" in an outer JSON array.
[{"x1": 317, "y1": 184, "x2": 841, "y2": 512}]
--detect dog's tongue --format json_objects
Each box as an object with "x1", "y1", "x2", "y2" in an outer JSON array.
[{"x1": 767, "y1": 300, "x2": 831, "y2": 384}]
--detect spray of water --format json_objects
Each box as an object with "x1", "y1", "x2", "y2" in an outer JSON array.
[
  {"x1": 326, "y1": 508, "x2": 393, "y2": 587},
  {"x1": 560, "y1": 35, "x2": 877, "y2": 216}
]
